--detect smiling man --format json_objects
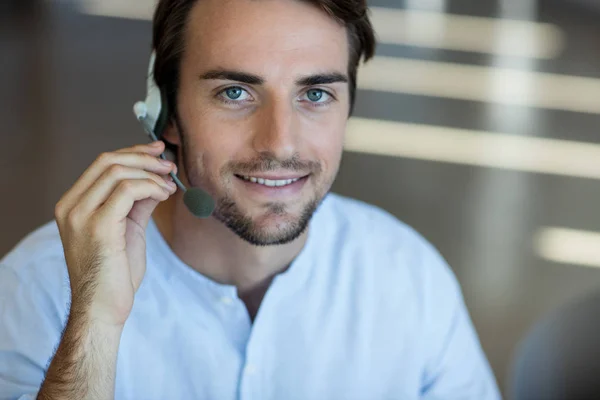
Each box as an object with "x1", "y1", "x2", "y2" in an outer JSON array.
[{"x1": 0, "y1": 0, "x2": 500, "y2": 399}]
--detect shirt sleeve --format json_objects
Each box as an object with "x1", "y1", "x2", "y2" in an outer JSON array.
[
  {"x1": 418, "y1": 244, "x2": 502, "y2": 400},
  {"x1": 0, "y1": 239, "x2": 70, "y2": 400}
]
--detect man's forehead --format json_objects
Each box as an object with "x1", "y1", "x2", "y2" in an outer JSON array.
[{"x1": 182, "y1": 0, "x2": 349, "y2": 73}]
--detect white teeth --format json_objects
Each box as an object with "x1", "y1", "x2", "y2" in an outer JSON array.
[{"x1": 240, "y1": 175, "x2": 301, "y2": 187}]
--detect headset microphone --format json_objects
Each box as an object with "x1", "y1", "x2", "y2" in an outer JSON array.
[{"x1": 133, "y1": 52, "x2": 216, "y2": 218}]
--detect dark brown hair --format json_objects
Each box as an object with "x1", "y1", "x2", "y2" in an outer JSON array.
[{"x1": 152, "y1": 0, "x2": 376, "y2": 119}]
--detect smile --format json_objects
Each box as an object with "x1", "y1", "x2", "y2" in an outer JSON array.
[{"x1": 236, "y1": 175, "x2": 303, "y2": 187}]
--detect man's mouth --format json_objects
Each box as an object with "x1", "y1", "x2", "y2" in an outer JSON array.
[{"x1": 235, "y1": 174, "x2": 307, "y2": 187}]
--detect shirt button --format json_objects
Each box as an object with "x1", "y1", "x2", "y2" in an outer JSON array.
[
  {"x1": 245, "y1": 364, "x2": 257, "y2": 375},
  {"x1": 220, "y1": 296, "x2": 234, "y2": 305}
]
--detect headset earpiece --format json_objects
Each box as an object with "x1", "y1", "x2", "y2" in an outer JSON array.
[{"x1": 133, "y1": 51, "x2": 215, "y2": 218}]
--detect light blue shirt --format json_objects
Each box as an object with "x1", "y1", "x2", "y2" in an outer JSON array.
[{"x1": 0, "y1": 194, "x2": 500, "y2": 400}]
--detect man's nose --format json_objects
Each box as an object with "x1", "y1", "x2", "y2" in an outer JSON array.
[{"x1": 251, "y1": 99, "x2": 299, "y2": 161}]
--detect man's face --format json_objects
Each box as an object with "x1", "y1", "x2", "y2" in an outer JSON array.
[{"x1": 170, "y1": 0, "x2": 350, "y2": 245}]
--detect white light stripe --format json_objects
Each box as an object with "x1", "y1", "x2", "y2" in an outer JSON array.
[
  {"x1": 369, "y1": 7, "x2": 564, "y2": 59},
  {"x1": 345, "y1": 118, "x2": 600, "y2": 180},
  {"x1": 534, "y1": 228, "x2": 600, "y2": 269},
  {"x1": 78, "y1": 2, "x2": 564, "y2": 60},
  {"x1": 358, "y1": 56, "x2": 600, "y2": 115},
  {"x1": 79, "y1": 0, "x2": 157, "y2": 20},
  {"x1": 405, "y1": 0, "x2": 448, "y2": 13}
]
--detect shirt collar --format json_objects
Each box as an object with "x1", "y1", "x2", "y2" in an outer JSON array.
[{"x1": 145, "y1": 195, "x2": 331, "y2": 298}]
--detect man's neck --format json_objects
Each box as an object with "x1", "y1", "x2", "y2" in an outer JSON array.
[{"x1": 151, "y1": 192, "x2": 308, "y2": 295}]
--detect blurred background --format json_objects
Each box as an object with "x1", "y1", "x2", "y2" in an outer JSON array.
[{"x1": 1, "y1": 0, "x2": 600, "y2": 397}]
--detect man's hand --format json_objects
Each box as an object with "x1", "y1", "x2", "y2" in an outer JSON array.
[
  {"x1": 56, "y1": 140, "x2": 177, "y2": 325},
  {"x1": 38, "y1": 141, "x2": 177, "y2": 399}
]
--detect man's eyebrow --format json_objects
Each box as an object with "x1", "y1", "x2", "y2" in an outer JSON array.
[
  {"x1": 296, "y1": 73, "x2": 348, "y2": 86},
  {"x1": 199, "y1": 70, "x2": 349, "y2": 86},
  {"x1": 200, "y1": 70, "x2": 264, "y2": 85}
]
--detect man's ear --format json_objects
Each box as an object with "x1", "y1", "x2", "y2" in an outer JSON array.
[
  {"x1": 160, "y1": 119, "x2": 180, "y2": 164},
  {"x1": 161, "y1": 119, "x2": 181, "y2": 146}
]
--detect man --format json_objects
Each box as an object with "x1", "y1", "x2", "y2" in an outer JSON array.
[{"x1": 0, "y1": 0, "x2": 501, "y2": 399}]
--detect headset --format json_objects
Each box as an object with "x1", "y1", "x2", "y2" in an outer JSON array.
[{"x1": 133, "y1": 52, "x2": 215, "y2": 218}]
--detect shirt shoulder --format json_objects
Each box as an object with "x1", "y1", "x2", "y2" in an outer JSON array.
[
  {"x1": 321, "y1": 193, "x2": 430, "y2": 242},
  {"x1": 0, "y1": 221, "x2": 70, "y2": 397},
  {"x1": 317, "y1": 194, "x2": 499, "y2": 398},
  {"x1": 316, "y1": 193, "x2": 462, "y2": 328},
  {"x1": 1, "y1": 220, "x2": 69, "y2": 291},
  {"x1": 319, "y1": 193, "x2": 450, "y2": 278},
  {"x1": 0, "y1": 219, "x2": 70, "y2": 323},
  {"x1": 316, "y1": 193, "x2": 464, "y2": 348}
]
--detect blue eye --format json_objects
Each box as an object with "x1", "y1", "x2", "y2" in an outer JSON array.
[
  {"x1": 217, "y1": 86, "x2": 252, "y2": 105},
  {"x1": 307, "y1": 89, "x2": 324, "y2": 102},
  {"x1": 225, "y1": 87, "x2": 243, "y2": 100},
  {"x1": 302, "y1": 89, "x2": 334, "y2": 106}
]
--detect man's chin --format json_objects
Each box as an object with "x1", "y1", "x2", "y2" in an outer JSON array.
[{"x1": 213, "y1": 197, "x2": 320, "y2": 246}]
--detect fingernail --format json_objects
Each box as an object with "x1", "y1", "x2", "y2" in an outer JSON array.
[
  {"x1": 159, "y1": 159, "x2": 172, "y2": 167},
  {"x1": 151, "y1": 141, "x2": 162, "y2": 147}
]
